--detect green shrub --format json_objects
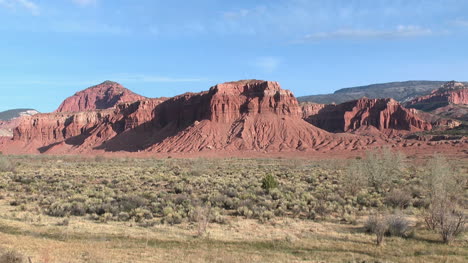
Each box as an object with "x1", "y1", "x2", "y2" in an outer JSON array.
[{"x1": 261, "y1": 174, "x2": 278, "y2": 193}]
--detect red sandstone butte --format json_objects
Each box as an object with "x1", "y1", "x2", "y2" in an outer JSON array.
[
  {"x1": 406, "y1": 81, "x2": 468, "y2": 110},
  {"x1": 303, "y1": 97, "x2": 432, "y2": 135},
  {"x1": 9, "y1": 80, "x2": 385, "y2": 154},
  {"x1": 6, "y1": 79, "x2": 467, "y2": 157},
  {"x1": 55, "y1": 81, "x2": 147, "y2": 112}
]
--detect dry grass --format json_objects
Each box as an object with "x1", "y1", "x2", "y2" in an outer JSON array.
[
  {"x1": 0, "y1": 200, "x2": 466, "y2": 263},
  {"x1": 0, "y1": 155, "x2": 466, "y2": 262}
]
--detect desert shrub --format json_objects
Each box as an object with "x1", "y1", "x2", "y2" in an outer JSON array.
[
  {"x1": 386, "y1": 214, "x2": 412, "y2": 237},
  {"x1": 131, "y1": 208, "x2": 153, "y2": 223},
  {"x1": 0, "y1": 250, "x2": 25, "y2": 263},
  {"x1": 191, "y1": 205, "x2": 211, "y2": 236},
  {"x1": 385, "y1": 189, "x2": 412, "y2": 209},
  {"x1": 119, "y1": 195, "x2": 148, "y2": 212},
  {"x1": 70, "y1": 202, "x2": 86, "y2": 216},
  {"x1": 423, "y1": 155, "x2": 466, "y2": 244},
  {"x1": 0, "y1": 156, "x2": 14, "y2": 173},
  {"x1": 47, "y1": 202, "x2": 72, "y2": 217},
  {"x1": 342, "y1": 160, "x2": 367, "y2": 195},
  {"x1": 365, "y1": 214, "x2": 388, "y2": 246},
  {"x1": 361, "y1": 148, "x2": 406, "y2": 192},
  {"x1": 162, "y1": 206, "x2": 182, "y2": 225},
  {"x1": 118, "y1": 212, "x2": 130, "y2": 221},
  {"x1": 261, "y1": 174, "x2": 278, "y2": 193},
  {"x1": 99, "y1": 213, "x2": 114, "y2": 223},
  {"x1": 425, "y1": 202, "x2": 466, "y2": 244}
]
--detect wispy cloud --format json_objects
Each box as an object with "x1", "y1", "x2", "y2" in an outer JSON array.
[
  {"x1": 148, "y1": 22, "x2": 206, "y2": 37},
  {"x1": 223, "y1": 9, "x2": 252, "y2": 20},
  {"x1": 451, "y1": 19, "x2": 468, "y2": 27},
  {"x1": 253, "y1": 57, "x2": 281, "y2": 74},
  {"x1": 301, "y1": 25, "x2": 433, "y2": 42},
  {"x1": 72, "y1": 0, "x2": 97, "y2": 7},
  {"x1": 0, "y1": 0, "x2": 40, "y2": 15},
  {"x1": 50, "y1": 21, "x2": 129, "y2": 35},
  {"x1": 114, "y1": 74, "x2": 208, "y2": 83}
]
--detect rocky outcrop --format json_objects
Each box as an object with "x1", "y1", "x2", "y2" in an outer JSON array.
[
  {"x1": 10, "y1": 79, "x2": 456, "y2": 155},
  {"x1": 406, "y1": 81, "x2": 468, "y2": 111},
  {"x1": 55, "y1": 81, "x2": 146, "y2": 112},
  {"x1": 0, "y1": 110, "x2": 39, "y2": 137},
  {"x1": 304, "y1": 98, "x2": 432, "y2": 135},
  {"x1": 9, "y1": 80, "x2": 385, "y2": 154},
  {"x1": 301, "y1": 103, "x2": 327, "y2": 119}
]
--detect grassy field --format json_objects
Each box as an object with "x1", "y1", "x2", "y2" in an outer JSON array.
[{"x1": 0, "y1": 154, "x2": 466, "y2": 262}]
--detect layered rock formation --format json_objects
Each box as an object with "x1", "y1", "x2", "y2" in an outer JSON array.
[
  {"x1": 55, "y1": 81, "x2": 146, "y2": 112},
  {"x1": 9, "y1": 80, "x2": 384, "y2": 154},
  {"x1": 406, "y1": 81, "x2": 468, "y2": 111},
  {"x1": 0, "y1": 109, "x2": 39, "y2": 137},
  {"x1": 8, "y1": 79, "x2": 462, "y2": 156},
  {"x1": 303, "y1": 98, "x2": 432, "y2": 135}
]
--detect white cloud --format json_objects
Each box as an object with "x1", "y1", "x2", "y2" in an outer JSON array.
[
  {"x1": 0, "y1": 0, "x2": 39, "y2": 15},
  {"x1": 302, "y1": 25, "x2": 433, "y2": 41},
  {"x1": 451, "y1": 19, "x2": 468, "y2": 27},
  {"x1": 253, "y1": 57, "x2": 281, "y2": 74},
  {"x1": 72, "y1": 0, "x2": 97, "y2": 7}
]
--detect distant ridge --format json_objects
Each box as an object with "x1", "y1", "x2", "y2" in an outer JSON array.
[
  {"x1": 298, "y1": 81, "x2": 468, "y2": 104},
  {"x1": 0, "y1": 109, "x2": 39, "y2": 121}
]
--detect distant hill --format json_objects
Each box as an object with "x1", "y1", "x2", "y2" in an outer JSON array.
[
  {"x1": 0, "y1": 109, "x2": 39, "y2": 121},
  {"x1": 297, "y1": 81, "x2": 468, "y2": 104}
]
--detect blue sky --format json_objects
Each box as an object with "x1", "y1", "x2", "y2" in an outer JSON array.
[{"x1": 1, "y1": 0, "x2": 468, "y2": 112}]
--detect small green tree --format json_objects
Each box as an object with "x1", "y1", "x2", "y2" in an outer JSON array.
[{"x1": 262, "y1": 174, "x2": 278, "y2": 193}]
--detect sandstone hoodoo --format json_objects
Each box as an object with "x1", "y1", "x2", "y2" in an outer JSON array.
[
  {"x1": 303, "y1": 98, "x2": 432, "y2": 135},
  {"x1": 406, "y1": 81, "x2": 468, "y2": 111},
  {"x1": 55, "y1": 81, "x2": 147, "y2": 112}
]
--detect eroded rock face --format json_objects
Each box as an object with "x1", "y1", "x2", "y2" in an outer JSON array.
[
  {"x1": 55, "y1": 81, "x2": 146, "y2": 112},
  {"x1": 13, "y1": 110, "x2": 113, "y2": 147},
  {"x1": 12, "y1": 80, "x2": 437, "y2": 154},
  {"x1": 301, "y1": 103, "x2": 327, "y2": 119},
  {"x1": 11, "y1": 80, "x2": 357, "y2": 153},
  {"x1": 304, "y1": 98, "x2": 432, "y2": 134},
  {"x1": 209, "y1": 80, "x2": 302, "y2": 122},
  {"x1": 0, "y1": 110, "x2": 39, "y2": 137},
  {"x1": 406, "y1": 81, "x2": 468, "y2": 111}
]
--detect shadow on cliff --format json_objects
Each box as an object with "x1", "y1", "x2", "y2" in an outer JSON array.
[
  {"x1": 92, "y1": 91, "x2": 214, "y2": 152},
  {"x1": 304, "y1": 104, "x2": 346, "y2": 132}
]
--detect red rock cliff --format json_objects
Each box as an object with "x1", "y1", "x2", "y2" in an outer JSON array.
[
  {"x1": 304, "y1": 98, "x2": 432, "y2": 134},
  {"x1": 406, "y1": 81, "x2": 468, "y2": 110},
  {"x1": 9, "y1": 80, "x2": 387, "y2": 154},
  {"x1": 55, "y1": 81, "x2": 146, "y2": 112}
]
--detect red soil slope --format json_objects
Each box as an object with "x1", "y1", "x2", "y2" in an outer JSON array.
[{"x1": 55, "y1": 81, "x2": 147, "y2": 112}]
